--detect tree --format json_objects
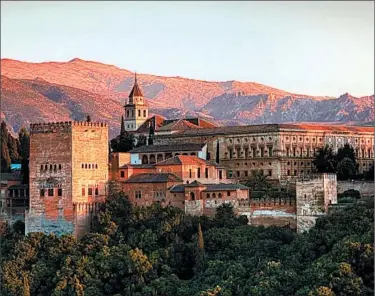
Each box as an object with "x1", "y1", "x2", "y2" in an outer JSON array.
[
  {"x1": 18, "y1": 127, "x2": 30, "y2": 184},
  {"x1": 1, "y1": 121, "x2": 12, "y2": 172},
  {"x1": 148, "y1": 123, "x2": 155, "y2": 145},
  {"x1": 110, "y1": 132, "x2": 135, "y2": 153},
  {"x1": 337, "y1": 143, "x2": 356, "y2": 164},
  {"x1": 195, "y1": 223, "x2": 206, "y2": 272},
  {"x1": 136, "y1": 134, "x2": 147, "y2": 148},
  {"x1": 120, "y1": 115, "x2": 125, "y2": 134},
  {"x1": 313, "y1": 146, "x2": 337, "y2": 173},
  {"x1": 364, "y1": 162, "x2": 374, "y2": 181},
  {"x1": 245, "y1": 171, "x2": 271, "y2": 191},
  {"x1": 337, "y1": 157, "x2": 356, "y2": 180}
]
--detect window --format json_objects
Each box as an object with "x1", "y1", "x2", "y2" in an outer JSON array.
[
  {"x1": 82, "y1": 187, "x2": 85, "y2": 196},
  {"x1": 59, "y1": 164, "x2": 62, "y2": 170},
  {"x1": 219, "y1": 170, "x2": 223, "y2": 179},
  {"x1": 294, "y1": 170, "x2": 297, "y2": 176},
  {"x1": 120, "y1": 171, "x2": 125, "y2": 178},
  {"x1": 40, "y1": 165, "x2": 43, "y2": 171},
  {"x1": 205, "y1": 168, "x2": 209, "y2": 178},
  {"x1": 227, "y1": 191, "x2": 231, "y2": 196},
  {"x1": 268, "y1": 146, "x2": 273, "y2": 157},
  {"x1": 306, "y1": 148, "x2": 310, "y2": 157},
  {"x1": 131, "y1": 110, "x2": 134, "y2": 117},
  {"x1": 268, "y1": 170, "x2": 272, "y2": 176},
  {"x1": 85, "y1": 164, "x2": 87, "y2": 169},
  {"x1": 244, "y1": 171, "x2": 248, "y2": 177},
  {"x1": 244, "y1": 148, "x2": 249, "y2": 158},
  {"x1": 95, "y1": 187, "x2": 99, "y2": 196},
  {"x1": 48, "y1": 189, "x2": 54, "y2": 196},
  {"x1": 135, "y1": 191, "x2": 142, "y2": 199},
  {"x1": 138, "y1": 110, "x2": 141, "y2": 117},
  {"x1": 88, "y1": 188, "x2": 93, "y2": 196},
  {"x1": 58, "y1": 188, "x2": 62, "y2": 197},
  {"x1": 54, "y1": 164, "x2": 57, "y2": 171},
  {"x1": 82, "y1": 163, "x2": 84, "y2": 169},
  {"x1": 218, "y1": 193, "x2": 222, "y2": 198},
  {"x1": 252, "y1": 147, "x2": 256, "y2": 158},
  {"x1": 236, "y1": 171, "x2": 240, "y2": 177},
  {"x1": 45, "y1": 165, "x2": 48, "y2": 170},
  {"x1": 212, "y1": 193, "x2": 216, "y2": 198},
  {"x1": 95, "y1": 164, "x2": 98, "y2": 169},
  {"x1": 287, "y1": 170, "x2": 291, "y2": 176},
  {"x1": 228, "y1": 170, "x2": 233, "y2": 178},
  {"x1": 127, "y1": 110, "x2": 129, "y2": 117},
  {"x1": 229, "y1": 148, "x2": 233, "y2": 158},
  {"x1": 206, "y1": 194, "x2": 210, "y2": 198},
  {"x1": 189, "y1": 169, "x2": 192, "y2": 178},
  {"x1": 300, "y1": 148, "x2": 303, "y2": 157},
  {"x1": 293, "y1": 147, "x2": 296, "y2": 157},
  {"x1": 143, "y1": 110, "x2": 146, "y2": 117},
  {"x1": 197, "y1": 168, "x2": 201, "y2": 178},
  {"x1": 50, "y1": 165, "x2": 53, "y2": 171},
  {"x1": 40, "y1": 189, "x2": 45, "y2": 197},
  {"x1": 89, "y1": 164, "x2": 91, "y2": 169},
  {"x1": 286, "y1": 147, "x2": 290, "y2": 157}
]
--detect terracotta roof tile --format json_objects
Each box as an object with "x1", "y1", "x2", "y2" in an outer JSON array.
[
  {"x1": 156, "y1": 155, "x2": 216, "y2": 167},
  {"x1": 122, "y1": 173, "x2": 182, "y2": 183}
]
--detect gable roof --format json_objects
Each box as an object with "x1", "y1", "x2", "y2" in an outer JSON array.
[
  {"x1": 129, "y1": 143, "x2": 206, "y2": 154},
  {"x1": 156, "y1": 155, "x2": 217, "y2": 167},
  {"x1": 122, "y1": 173, "x2": 182, "y2": 183},
  {"x1": 158, "y1": 119, "x2": 201, "y2": 132}
]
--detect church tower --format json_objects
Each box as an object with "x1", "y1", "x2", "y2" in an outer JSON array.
[{"x1": 124, "y1": 73, "x2": 149, "y2": 131}]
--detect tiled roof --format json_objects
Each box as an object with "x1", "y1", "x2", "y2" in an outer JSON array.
[
  {"x1": 135, "y1": 115, "x2": 166, "y2": 134},
  {"x1": 158, "y1": 119, "x2": 201, "y2": 132},
  {"x1": 169, "y1": 184, "x2": 185, "y2": 193},
  {"x1": 0, "y1": 173, "x2": 21, "y2": 181},
  {"x1": 129, "y1": 143, "x2": 206, "y2": 153},
  {"x1": 156, "y1": 155, "x2": 217, "y2": 167},
  {"x1": 202, "y1": 183, "x2": 250, "y2": 192},
  {"x1": 122, "y1": 173, "x2": 182, "y2": 183},
  {"x1": 119, "y1": 164, "x2": 155, "y2": 169},
  {"x1": 129, "y1": 74, "x2": 143, "y2": 97},
  {"x1": 156, "y1": 123, "x2": 374, "y2": 138},
  {"x1": 169, "y1": 182, "x2": 250, "y2": 193},
  {"x1": 8, "y1": 184, "x2": 28, "y2": 190}
]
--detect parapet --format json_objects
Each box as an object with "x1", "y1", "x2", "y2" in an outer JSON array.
[{"x1": 30, "y1": 121, "x2": 108, "y2": 134}]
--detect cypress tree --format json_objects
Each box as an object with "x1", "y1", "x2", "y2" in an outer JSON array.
[
  {"x1": 196, "y1": 223, "x2": 206, "y2": 272},
  {"x1": 1, "y1": 121, "x2": 11, "y2": 172},
  {"x1": 120, "y1": 116, "x2": 125, "y2": 135},
  {"x1": 19, "y1": 127, "x2": 30, "y2": 184}
]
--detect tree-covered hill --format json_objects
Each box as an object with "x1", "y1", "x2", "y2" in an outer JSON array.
[{"x1": 1, "y1": 186, "x2": 373, "y2": 296}]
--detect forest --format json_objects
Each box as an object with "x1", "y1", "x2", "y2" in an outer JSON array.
[{"x1": 0, "y1": 181, "x2": 373, "y2": 296}]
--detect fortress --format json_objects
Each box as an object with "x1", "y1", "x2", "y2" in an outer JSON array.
[
  {"x1": 25, "y1": 121, "x2": 108, "y2": 238},
  {"x1": 21, "y1": 75, "x2": 374, "y2": 237}
]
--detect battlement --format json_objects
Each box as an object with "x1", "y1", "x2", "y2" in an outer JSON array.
[{"x1": 30, "y1": 121, "x2": 108, "y2": 133}]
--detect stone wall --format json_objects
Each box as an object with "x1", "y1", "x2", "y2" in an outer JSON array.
[
  {"x1": 337, "y1": 181, "x2": 374, "y2": 197},
  {"x1": 296, "y1": 174, "x2": 337, "y2": 233}
]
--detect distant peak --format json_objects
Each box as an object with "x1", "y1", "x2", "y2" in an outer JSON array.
[{"x1": 68, "y1": 58, "x2": 84, "y2": 63}]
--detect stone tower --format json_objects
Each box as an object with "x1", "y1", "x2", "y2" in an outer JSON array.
[
  {"x1": 25, "y1": 121, "x2": 109, "y2": 238},
  {"x1": 124, "y1": 73, "x2": 149, "y2": 131}
]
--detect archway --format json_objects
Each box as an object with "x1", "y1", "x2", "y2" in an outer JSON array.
[
  {"x1": 142, "y1": 155, "x2": 148, "y2": 164},
  {"x1": 149, "y1": 154, "x2": 156, "y2": 164},
  {"x1": 157, "y1": 154, "x2": 163, "y2": 163}
]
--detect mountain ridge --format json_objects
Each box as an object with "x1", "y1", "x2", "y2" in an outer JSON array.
[{"x1": 1, "y1": 58, "x2": 373, "y2": 138}]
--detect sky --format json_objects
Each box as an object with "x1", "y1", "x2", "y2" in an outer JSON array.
[{"x1": 1, "y1": 1, "x2": 374, "y2": 97}]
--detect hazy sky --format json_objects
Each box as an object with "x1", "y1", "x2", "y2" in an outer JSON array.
[{"x1": 1, "y1": 1, "x2": 374, "y2": 97}]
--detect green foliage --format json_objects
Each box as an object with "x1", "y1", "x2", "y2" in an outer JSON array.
[
  {"x1": 110, "y1": 131, "x2": 135, "y2": 153},
  {"x1": 313, "y1": 146, "x2": 337, "y2": 173},
  {"x1": 1, "y1": 191, "x2": 373, "y2": 296},
  {"x1": 245, "y1": 171, "x2": 271, "y2": 191},
  {"x1": 136, "y1": 134, "x2": 147, "y2": 148},
  {"x1": 337, "y1": 157, "x2": 356, "y2": 180},
  {"x1": 338, "y1": 189, "x2": 361, "y2": 200}
]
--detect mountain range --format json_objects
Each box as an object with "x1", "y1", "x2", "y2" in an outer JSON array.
[{"x1": 1, "y1": 58, "x2": 373, "y2": 138}]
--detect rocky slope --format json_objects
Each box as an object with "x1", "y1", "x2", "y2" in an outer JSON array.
[{"x1": 1, "y1": 58, "x2": 373, "y2": 137}]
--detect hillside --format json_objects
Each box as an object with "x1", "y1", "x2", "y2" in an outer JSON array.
[{"x1": 1, "y1": 58, "x2": 373, "y2": 136}]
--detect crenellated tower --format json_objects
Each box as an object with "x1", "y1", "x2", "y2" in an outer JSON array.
[{"x1": 124, "y1": 73, "x2": 149, "y2": 131}]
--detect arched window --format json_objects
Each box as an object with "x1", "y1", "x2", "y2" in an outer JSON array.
[
  {"x1": 59, "y1": 164, "x2": 62, "y2": 170},
  {"x1": 138, "y1": 110, "x2": 141, "y2": 117},
  {"x1": 89, "y1": 164, "x2": 91, "y2": 169},
  {"x1": 45, "y1": 165, "x2": 48, "y2": 170},
  {"x1": 50, "y1": 165, "x2": 53, "y2": 170},
  {"x1": 212, "y1": 193, "x2": 216, "y2": 198},
  {"x1": 40, "y1": 165, "x2": 43, "y2": 171},
  {"x1": 85, "y1": 164, "x2": 88, "y2": 169},
  {"x1": 206, "y1": 194, "x2": 210, "y2": 198},
  {"x1": 190, "y1": 192, "x2": 195, "y2": 201},
  {"x1": 142, "y1": 155, "x2": 149, "y2": 164},
  {"x1": 218, "y1": 193, "x2": 222, "y2": 198},
  {"x1": 143, "y1": 110, "x2": 146, "y2": 117},
  {"x1": 54, "y1": 164, "x2": 57, "y2": 171}
]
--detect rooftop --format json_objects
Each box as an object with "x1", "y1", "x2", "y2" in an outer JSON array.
[
  {"x1": 156, "y1": 155, "x2": 218, "y2": 167},
  {"x1": 156, "y1": 123, "x2": 374, "y2": 138},
  {"x1": 129, "y1": 143, "x2": 206, "y2": 153},
  {"x1": 122, "y1": 173, "x2": 182, "y2": 183},
  {"x1": 169, "y1": 182, "x2": 250, "y2": 193}
]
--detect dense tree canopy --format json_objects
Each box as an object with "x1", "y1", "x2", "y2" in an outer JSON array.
[{"x1": 1, "y1": 190, "x2": 373, "y2": 296}]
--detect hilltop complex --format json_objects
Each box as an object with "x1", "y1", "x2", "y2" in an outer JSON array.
[{"x1": 1, "y1": 75, "x2": 373, "y2": 237}]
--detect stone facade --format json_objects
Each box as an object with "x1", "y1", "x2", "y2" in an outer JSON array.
[
  {"x1": 154, "y1": 124, "x2": 374, "y2": 181},
  {"x1": 26, "y1": 121, "x2": 109, "y2": 237},
  {"x1": 296, "y1": 174, "x2": 337, "y2": 233}
]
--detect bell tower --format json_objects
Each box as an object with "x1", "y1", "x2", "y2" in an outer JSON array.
[{"x1": 124, "y1": 73, "x2": 149, "y2": 131}]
